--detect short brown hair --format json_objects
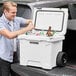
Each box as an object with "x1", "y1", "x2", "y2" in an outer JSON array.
[{"x1": 2, "y1": 1, "x2": 17, "y2": 11}]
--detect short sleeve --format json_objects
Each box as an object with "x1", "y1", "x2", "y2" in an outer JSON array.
[
  {"x1": 0, "y1": 22, "x2": 6, "y2": 31},
  {"x1": 15, "y1": 17, "x2": 27, "y2": 26}
]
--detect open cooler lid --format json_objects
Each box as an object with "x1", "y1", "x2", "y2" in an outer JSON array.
[{"x1": 33, "y1": 8, "x2": 68, "y2": 36}]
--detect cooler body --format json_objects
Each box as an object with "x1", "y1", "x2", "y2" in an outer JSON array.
[{"x1": 19, "y1": 36, "x2": 64, "y2": 69}]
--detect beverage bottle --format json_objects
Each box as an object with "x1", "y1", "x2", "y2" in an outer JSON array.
[{"x1": 46, "y1": 26, "x2": 53, "y2": 37}]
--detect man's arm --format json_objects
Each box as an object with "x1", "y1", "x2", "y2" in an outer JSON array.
[
  {"x1": 25, "y1": 19, "x2": 33, "y2": 25},
  {"x1": 0, "y1": 22, "x2": 34, "y2": 39}
]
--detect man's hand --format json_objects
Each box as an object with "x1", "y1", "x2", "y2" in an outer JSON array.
[{"x1": 26, "y1": 21, "x2": 35, "y2": 31}]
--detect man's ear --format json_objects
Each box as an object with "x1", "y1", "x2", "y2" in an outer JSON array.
[{"x1": 4, "y1": 9, "x2": 9, "y2": 14}]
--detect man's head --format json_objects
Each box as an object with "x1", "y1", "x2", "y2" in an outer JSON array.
[{"x1": 2, "y1": 1, "x2": 17, "y2": 21}]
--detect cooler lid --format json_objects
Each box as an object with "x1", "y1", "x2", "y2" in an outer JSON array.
[{"x1": 33, "y1": 8, "x2": 68, "y2": 36}]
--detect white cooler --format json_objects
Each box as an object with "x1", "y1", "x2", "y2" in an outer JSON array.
[{"x1": 18, "y1": 8, "x2": 68, "y2": 69}]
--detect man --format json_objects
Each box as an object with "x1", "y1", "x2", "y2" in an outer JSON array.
[{"x1": 0, "y1": 1, "x2": 34, "y2": 76}]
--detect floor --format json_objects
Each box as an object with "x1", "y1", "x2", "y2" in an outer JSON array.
[{"x1": 11, "y1": 60, "x2": 76, "y2": 76}]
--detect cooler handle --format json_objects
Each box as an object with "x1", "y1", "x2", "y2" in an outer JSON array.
[{"x1": 29, "y1": 41, "x2": 39, "y2": 44}]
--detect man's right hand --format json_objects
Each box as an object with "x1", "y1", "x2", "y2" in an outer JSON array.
[{"x1": 26, "y1": 21, "x2": 35, "y2": 31}]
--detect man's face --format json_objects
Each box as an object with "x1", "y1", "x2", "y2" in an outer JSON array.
[{"x1": 4, "y1": 6, "x2": 17, "y2": 21}]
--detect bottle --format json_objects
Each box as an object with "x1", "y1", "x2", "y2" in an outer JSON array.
[{"x1": 46, "y1": 26, "x2": 53, "y2": 37}]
